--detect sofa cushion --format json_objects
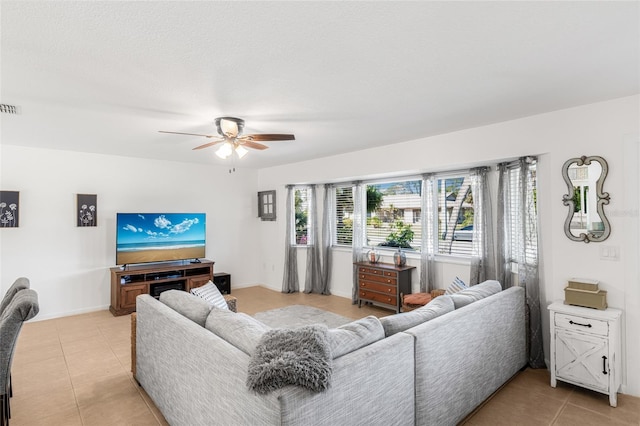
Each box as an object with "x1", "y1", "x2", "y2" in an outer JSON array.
[
  {"x1": 379, "y1": 295, "x2": 455, "y2": 336},
  {"x1": 205, "y1": 308, "x2": 271, "y2": 355},
  {"x1": 159, "y1": 290, "x2": 213, "y2": 327},
  {"x1": 190, "y1": 281, "x2": 229, "y2": 310},
  {"x1": 449, "y1": 280, "x2": 502, "y2": 309},
  {"x1": 327, "y1": 316, "x2": 385, "y2": 359}
]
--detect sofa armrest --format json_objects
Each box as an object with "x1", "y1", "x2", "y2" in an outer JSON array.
[{"x1": 131, "y1": 312, "x2": 137, "y2": 376}]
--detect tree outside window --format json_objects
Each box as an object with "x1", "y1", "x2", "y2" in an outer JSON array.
[{"x1": 294, "y1": 188, "x2": 309, "y2": 245}]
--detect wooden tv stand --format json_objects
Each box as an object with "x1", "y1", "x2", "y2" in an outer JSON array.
[{"x1": 109, "y1": 260, "x2": 214, "y2": 316}]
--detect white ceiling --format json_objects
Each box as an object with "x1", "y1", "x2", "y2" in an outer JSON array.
[{"x1": 1, "y1": 1, "x2": 638, "y2": 169}]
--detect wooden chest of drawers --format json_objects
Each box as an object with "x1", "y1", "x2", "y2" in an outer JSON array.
[{"x1": 355, "y1": 261, "x2": 415, "y2": 313}]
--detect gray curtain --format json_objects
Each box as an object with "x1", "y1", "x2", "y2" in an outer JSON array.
[
  {"x1": 304, "y1": 185, "x2": 324, "y2": 294},
  {"x1": 282, "y1": 185, "x2": 299, "y2": 293},
  {"x1": 496, "y1": 163, "x2": 514, "y2": 289},
  {"x1": 497, "y1": 157, "x2": 545, "y2": 368},
  {"x1": 469, "y1": 167, "x2": 496, "y2": 285},
  {"x1": 319, "y1": 184, "x2": 333, "y2": 295},
  {"x1": 419, "y1": 174, "x2": 436, "y2": 292},
  {"x1": 351, "y1": 182, "x2": 366, "y2": 303}
]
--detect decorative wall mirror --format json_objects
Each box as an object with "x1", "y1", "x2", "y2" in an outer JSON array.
[{"x1": 562, "y1": 155, "x2": 610, "y2": 243}]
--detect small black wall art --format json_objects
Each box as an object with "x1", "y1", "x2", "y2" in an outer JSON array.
[
  {"x1": 0, "y1": 191, "x2": 19, "y2": 227},
  {"x1": 77, "y1": 194, "x2": 97, "y2": 227}
]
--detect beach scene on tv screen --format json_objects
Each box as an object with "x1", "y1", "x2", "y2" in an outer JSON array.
[{"x1": 116, "y1": 213, "x2": 206, "y2": 264}]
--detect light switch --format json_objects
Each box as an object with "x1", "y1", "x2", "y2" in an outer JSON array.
[{"x1": 600, "y1": 245, "x2": 620, "y2": 261}]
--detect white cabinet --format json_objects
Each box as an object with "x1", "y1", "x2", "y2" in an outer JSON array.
[{"x1": 548, "y1": 302, "x2": 622, "y2": 407}]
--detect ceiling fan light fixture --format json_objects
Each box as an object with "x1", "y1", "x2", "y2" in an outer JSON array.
[
  {"x1": 215, "y1": 141, "x2": 233, "y2": 159},
  {"x1": 235, "y1": 145, "x2": 248, "y2": 159}
]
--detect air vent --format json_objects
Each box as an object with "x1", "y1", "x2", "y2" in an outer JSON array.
[{"x1": 0, "y1": 104, "x2": 19, "y2": 114}]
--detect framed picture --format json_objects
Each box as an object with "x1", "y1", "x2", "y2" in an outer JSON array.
[
  {"x1": 258, "y1": 190, "x2": 276, "y2": 221},
  {"x1": 77, "y1": 194, "x2": 97, "y2": 227},
  {"x1": 0, "y1": 191, "x2": 19, "y2": 227}
]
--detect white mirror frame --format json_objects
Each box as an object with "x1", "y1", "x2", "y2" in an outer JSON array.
[{"x1": 562, "y1": 155, "x2": 611, "y2": 243}]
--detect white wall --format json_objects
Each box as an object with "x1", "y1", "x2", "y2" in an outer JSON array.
[
  {"x1": 0, "y1": 146, "x2": 261, "y2": 319},
  {"x1": 257, "y1": 95, "x2": 640, "y2": 396}
]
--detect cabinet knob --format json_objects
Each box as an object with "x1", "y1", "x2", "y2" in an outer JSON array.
[
  {"x1": 388, "y1": 288, "x2": 392, "y2": 292},
  {"x1": 387, "y1": 279, "x2": 391, "y2": 283},
  {"x1": 387, "y1": 298, "x2": 392, "y2": 302},
  {"x1": 362, "y1": 283, "x2": 366, "y2": 287},
  {"x1": 373, "y1": 271, "x2": 378, "y2": 274}
]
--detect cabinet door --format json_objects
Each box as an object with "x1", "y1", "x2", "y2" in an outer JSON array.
[
  {"x1": 555, "y1": 329, "x2": 609, "y2": 392},
  {"x1": 188, "y1": 276, "x2": 211, "y2": 292},
  {"x1": 121, "y1": 284, "x2": 147, "y2": 310}
]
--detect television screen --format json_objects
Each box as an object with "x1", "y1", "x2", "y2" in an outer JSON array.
[{"x1": 116, "y1": 213, "x2": 206, "y2": 265}]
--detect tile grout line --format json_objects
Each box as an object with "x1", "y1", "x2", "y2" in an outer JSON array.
[
  {"x1": 55, "y1": 318, "x2": 86, "y2": 426},
  {"x1": 549, "y1": 388, "x2": 574, "y2": 425},
  {"x1": 100, "y1": 315, "x2": 164, "y2": 425}
]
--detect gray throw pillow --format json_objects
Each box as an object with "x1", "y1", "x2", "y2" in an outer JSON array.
[
  {"x1": 379, "y1": 295, "x2": 455, "y2": 336},
  {"x1": 159, "y1": 290, "x2": 213, "y2": 327},
  {"x1": 205, "y1": 308, "x2": 272, "y2": 355},
  {"x1": 327, "y1": 316, "x2": 385, "y2": 359},
  {"x1": 449, "y1": 280, "x2": 502, "y2": 309},
  {"x1": 247, "y1": 325, "x2": 332, "y2": 394}
]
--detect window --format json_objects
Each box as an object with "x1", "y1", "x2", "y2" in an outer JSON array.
[
  {"x1": 334, "y1": 185, "x2": 354, "y2": 245},
  {"x1": 294, "y1": 187, "x2": 310, "y2": 245},
  {"x1": 327, "y1": 172, "x2": 482, "y2": 257},
  {"x1": 507, "y1": 161, "x2": 538, "y2": 263},
  {"x1": 437, "y1": 176, "x2": 474, "y2": 256},
  {"x1": 365, "y1": 180, "x2": 422, "y2": 250}
]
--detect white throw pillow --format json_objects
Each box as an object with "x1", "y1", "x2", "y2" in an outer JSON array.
[
  {"x1": 445, "y1": 276, "x2": 467, "y2": 295},
  {"x1": 190, "y1": 281, "x2": 229, "y2": 310}
]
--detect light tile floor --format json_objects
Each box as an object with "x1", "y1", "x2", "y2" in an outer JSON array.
[{"x1": 9, "y1": 286, "x2": 640, "y2": 425}]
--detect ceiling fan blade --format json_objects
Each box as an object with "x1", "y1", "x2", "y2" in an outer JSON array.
[
  {"x1": 241, "y1": 134, "x2": 295, "y2": 141},
  {"x1": 192, "y1": 140, "x2": 224, "y2": 150},
  {"x1": 159, "y1": 131, "x2": 217, "y2": 138},
  {"x1": 241, "y1": 140, "x2": 269, "y2": 150}
]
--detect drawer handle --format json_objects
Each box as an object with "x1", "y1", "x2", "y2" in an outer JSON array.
[
  {"x1": 569, "y1": 320, "x2": 592, "y2": 328},
  {"x1": 362, "y1": 283, "x2": 366, "y2": 287},
  {"x1": 388, "y1": 288, "x2": 392, "y2": 292},
  {"x1": 602, "y1": 356, "x2": 608, "y2": 375},
  {"x1": 373, "y1": 271, "x2": 378, "y2": 274},
  {"x1": 387, "y1": 279, "x2": 391, "y2": 283}
]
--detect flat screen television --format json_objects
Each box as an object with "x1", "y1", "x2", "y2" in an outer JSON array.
[{"x1": 116, "y1": 213, "x2": 206, "y2": 265}]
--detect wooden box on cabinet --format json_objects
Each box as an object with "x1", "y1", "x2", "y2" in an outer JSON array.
[
  {"x1": 110, "y1": 260, "x2": 214, "y2": 316},
  {"x1": 355, "y1": 261, "x2": 415, "y2": 313},
  {"x1": 548, "y1": 301, "x2": 622, "y2": 407}
]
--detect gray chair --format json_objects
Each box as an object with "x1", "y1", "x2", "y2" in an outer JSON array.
[
  {"x1": 0, "y1": 278, "x2": 30, "y2": 407},
  {"x1": 0, "y1": 289, "x2": 39, "y2": 426},
  {"x1": 0, "y1": 278, "x2": 30, "y2": 316}
]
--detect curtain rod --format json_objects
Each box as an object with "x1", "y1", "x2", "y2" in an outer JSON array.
[{"x1": 285, "y1": 166, "x2": 489, "y2": 188}]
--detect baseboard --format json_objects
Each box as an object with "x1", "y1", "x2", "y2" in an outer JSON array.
[{"x1": 30, "y1": 304, "x2": 111, "y2": 322}]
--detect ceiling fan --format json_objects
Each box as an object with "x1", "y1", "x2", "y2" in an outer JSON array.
[{"x1": 159, "y1": 117, "x2": 295, "y2": 159}]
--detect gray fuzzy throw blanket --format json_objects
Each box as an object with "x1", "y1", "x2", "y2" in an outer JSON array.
[{"x1": 247, "y1": 325, "x2": 332, "y2": 394}]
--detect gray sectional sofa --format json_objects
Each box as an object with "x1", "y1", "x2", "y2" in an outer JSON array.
[{"x1": 135, "y1": 281, "x2": 526, "y2": 425}]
